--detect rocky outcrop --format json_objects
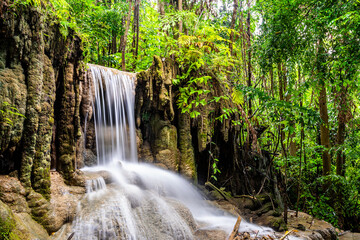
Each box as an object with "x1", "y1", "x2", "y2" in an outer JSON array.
[
  {"x1": 0, "y1": 1, "x2": 85, "y2": 195},
  {"x1": 135, "y1": 56, "x2": 276, "y2": 201},
  {"x1": 0, "y1": 3, "x2": 90, "y2": 237},
  {"x1": 0, "y1": 199, "x2": 50, "y2": 240},
  {"x1": 0, "y1": 172, "x2": 85, "y2": 237},
  {"x1": 136, "y1": 56, "x2": 196, "y2": 178}
]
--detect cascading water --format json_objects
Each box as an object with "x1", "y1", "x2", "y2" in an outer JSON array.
[
  {"x1": 90, "y1": 64, "x2": 137, "y2": 164},
  {"x1": 53, "y1": 65, "x2": 292, "y2": 240}
]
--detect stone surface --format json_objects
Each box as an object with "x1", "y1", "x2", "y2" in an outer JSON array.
[
  {"x1": 0, "y1": 175, "x2": 30, "y2": 213},
  {"x1": 0, "y1": 1, "x2": 84, "y2": 195},
  {"x1": 339, "y1": 232, "x2": 360, "y2": 240},
  {"x1": 48, "y1": 171, "x2": 85, "y2": 233},
  {"x1": 0, "y1": 169, "x2": 85, "y2": 235},
  {"x1": 0, "y1": 199, "x2": 50, "y2": 240}
]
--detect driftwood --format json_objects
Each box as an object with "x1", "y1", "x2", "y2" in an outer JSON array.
[
  {"x1": 228, "y1": 216, "x2": 242, "y2": 240},
  {"x1": 279, "y1": 230, "x2": 296, "y2": 240},
  {"x1": 67, "y1": 232, "x2": 75, "y2": 240}
]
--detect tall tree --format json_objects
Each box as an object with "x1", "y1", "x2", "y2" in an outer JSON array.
[{"x1": 121, "y1": 0, "x2": 133, "y2": 70}]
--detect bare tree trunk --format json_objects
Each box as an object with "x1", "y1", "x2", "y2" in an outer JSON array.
[
  {"x1": 336, "y1": 73, "x2": 347, "y2": 176},
  {"x1": 315, "y1": 39, "x2": 331, "y2": 176},
  {"x1": 132, "y1": 0, "x2": 140, "y2": 69},
  {"x1": 270, "y1": 66, "x2": 274, "y2": 97},
  {"x1": 178, "y1": 0, "x2": 183, "y2": 34},
  {"x1": 112, "y1": 32, "x2": 117, "y2": 54},
  {"x1": 121, "y1": 0, "x2": 133, "y2": 71},
  {"x1": 296, "y1": 68, "x2": 303, "y2": 217},
  {"x1": 229, "y1": 0, "x2": 238, "y2": 55},
  {"x1": 319, "y1": 83, "x2": 331, "y2": 175},
  {"x1": 158, "y1": 0, "x2": 165, "y2": 15},
  {"x1": 246, "y1": 0, "x2": 252, "y2": 116}
]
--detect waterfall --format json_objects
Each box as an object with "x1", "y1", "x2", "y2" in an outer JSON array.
[
  {"x1": 89, "y1": 64, "x2": 137, "y2": 164},
  {"x1": 53, "y1": 64, "x2": 291, "y2": 240}
]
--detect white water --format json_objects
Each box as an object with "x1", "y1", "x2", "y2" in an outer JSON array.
[
  {"x1": 90, "y1": 64, "x2": 137, "y2": 164},
  {"x1": 65, "y1": 65, "x2": 288, "y2": 240}
]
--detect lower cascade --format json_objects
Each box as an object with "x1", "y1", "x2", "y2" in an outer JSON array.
[{"x1": 53, "y1": 65, "x2": 279, "y2": 240}]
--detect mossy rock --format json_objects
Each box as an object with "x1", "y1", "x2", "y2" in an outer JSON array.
[
  {"x1": 270, "y1": 217, "x2": 288, "y2": 232},
  {"x1": 255, "y1": 194, "x2": 271, "y2": 204},
  {"x1": 0, "y1": 200, "x2": 16, "y2": 239},
  {"x1": 256, "y1": 202, "x2": 273, "y2": 216}
]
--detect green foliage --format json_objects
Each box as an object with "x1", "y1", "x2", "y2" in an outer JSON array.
[
  {"x1": 12, "y1": 0, "x2": 360, "y2": 230},
  {"x1": 0, "y1": 102, "x2": 25, "y2": 127},
  {"x1": 208, "y1": 144, "x2": 221, "y2": 182},
  {"x1": 0, "y1": 216, "x2": 15, "y2": 240}
]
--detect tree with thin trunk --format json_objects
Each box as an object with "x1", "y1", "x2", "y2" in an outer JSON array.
[
  {"x1": 246, "y1": 0, "x2": 252, "y2": 116},
  {"x1": 121, "y1": 0, "x2": 133, "y2": 71},
  {"x1": 229, "y1": 0, "x2": 238, "y2": 56}
]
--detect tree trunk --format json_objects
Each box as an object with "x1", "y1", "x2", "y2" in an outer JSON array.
[
  {"x1": 229, "y1": 0, "x2": 238, "y2": 55},
  {"x1": 178, "y1": 0, "x2": 183, "y2": 34},
  {"x1": 158, "y1": 0, "x2": 165, "y2": 15},
  {"x1": 121, "y1": 0, "x2": 133, "y2": 71},
  {"x1": 336, "y1": 75, "x2": 347, "y2": 176},
  {"x1": 319, "y1": 83, "x2": 331, "y2": 175},
  {"x1": 132, "y1": 0, "x2": 140, "y2": 68},
  {"x1": 296, "y1": 68, "x2": 303, "y2": 217},
  {"x1": 112, "y1": 32, "x2": 117, "y2": 54},
  {"x1": 270, "y1": 66, "x2": 274, "y2": 97},
  {"x1": 246, "y1": 0, "x2": 252, "y2": 116}
]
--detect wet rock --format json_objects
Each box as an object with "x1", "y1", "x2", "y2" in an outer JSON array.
[
  {"x1": 0, "y1": 200, "x2": 50, "y2": 240},
  {"x1": 339, "y1": 232, "x2": 360, "y2": 240},
  {"x1": 296, "y1": 223, "x2": 306, "y2": 231},
  {"x1": 194, "y1": 229, "x2": 228, "y2": 240},
  {"x1": 139, "y1": 141, "x2": 154, "y2": 163},
  {"x1": 48, "y1": 171, "x2": 85, "y2": 233},
  {"x1": 68, "y1": 169, "x2": 86, "y2": 187},
  {"x1": 156, "y1": 149, "x2": 178, "y2": 171},
  {"x1": 83, "y1": 149, "x2": 97, "y2": 167},
  {"x1": 0, "y1": 175, "x2": 30, "y2": 213},
  {"x1": 84, "y1": 170, "x2": 113, "y2": 185}
]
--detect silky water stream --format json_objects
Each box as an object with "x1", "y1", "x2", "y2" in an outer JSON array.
[{"x1": 55, "y1": 65, "x2": 281, "y2": 240}]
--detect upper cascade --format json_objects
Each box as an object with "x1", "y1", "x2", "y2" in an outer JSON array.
[{"x1": 89, "y1": 64, "x2": 137, "y2": 164}]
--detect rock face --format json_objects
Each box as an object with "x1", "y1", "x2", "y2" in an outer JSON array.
[
  {"x1": 0, "y1": 172, "x2": 85, "y2": 237},
  {"x1": 134, "y1": 55, "x2": 277, "y2": 202},
  {"x1": 0, "y1": 2, "x2": 278, "y2": 238},
  {"x1": 135, "y1": 56, "x2": 196, "y2": 178},
  {"x1": 0, "y1": 199, "x2": 50, "y2": 240},
  {"x1": 0, "y1": 2, "x2": 90, "y2": 237},
  {"x1": 0, "y1": 1, "x2": 87, "y2": 195}
]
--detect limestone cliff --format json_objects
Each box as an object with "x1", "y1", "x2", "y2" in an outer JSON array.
[
  {"x1": 135, "y1": 56, "x2": 278, "y2": 200},
  {"x1": 0, "y1": 1, "x2": 86, "y2": 196},
  {"x1": 0, "y1": 2, "x2": 277, "y2": 237}
]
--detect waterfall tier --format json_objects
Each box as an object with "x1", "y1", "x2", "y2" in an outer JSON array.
[
  {"x1": 52, "y1": 65, "x2": 290, "y2": 240},
  {"x1": 89, "y1": 64, "x2": 137, "y2": 164}
]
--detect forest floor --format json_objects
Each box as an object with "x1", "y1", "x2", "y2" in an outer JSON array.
[{"x1": 210, "y1": 197, "x2": 340, "y2": 240}]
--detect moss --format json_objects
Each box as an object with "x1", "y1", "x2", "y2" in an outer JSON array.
[
  {"x1": 0, "y1": 216, "x2": 15, "y2": 240},
  {"x1": 178, "y1": 113, "x2": 196, "y2": 180},
  {"x1": 270, "y1": 217, "x2": 288, "y2": 231},
  {"x1": 31, "y1": 55, "x2": 55, "y2": 200},
  {"x1": 256, "y1": 202, "x2": 273, "y2": 216},
  {"x1": 0, "y1": 201, "x2": 16, "y2": 240},
  {"x1": 153, "y1": 55, "x2": 164, "y2": 80}
]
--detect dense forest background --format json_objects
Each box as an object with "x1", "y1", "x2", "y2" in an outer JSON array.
[{"x1": 6, "y1": 0, "x2": 360, "y2": 231}]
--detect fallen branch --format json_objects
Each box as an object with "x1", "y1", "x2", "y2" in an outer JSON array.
[
  {"x1": 234, "y1": 194, "x2": 257, "y2": 200},
  {"x1": 228, "y1": 216, "x2": 242, "y2": 240},
  {"x1": 205, "y1": 181, "x2": 231, "y2": 201},
  {"x1": 67, "y1": 232, "x2": 75, "y2": 240},
  {"x1": 279, "y1": 230, "x2": 296, "y2": 240}
]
